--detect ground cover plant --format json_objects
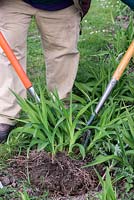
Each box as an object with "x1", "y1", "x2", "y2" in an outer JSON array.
[{"x1": 0, "y1": 0, "x2": 134, "y2": 199}]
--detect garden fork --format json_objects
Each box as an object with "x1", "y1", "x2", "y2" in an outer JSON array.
[{"x1": 83, "y1": 40, "x2": 134, "y2": 148}]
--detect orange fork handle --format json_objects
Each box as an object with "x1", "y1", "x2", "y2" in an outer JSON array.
[
  {"x1": 0, "y1": 32, "x2": 32, "y2": 89},
  {"x1": 113, "y1": 40, "x2": 134, "y2": 81}
]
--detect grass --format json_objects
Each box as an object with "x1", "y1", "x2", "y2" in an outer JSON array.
[{"x1": 1, "y1": 0, "x2": 134, "y2": 199}]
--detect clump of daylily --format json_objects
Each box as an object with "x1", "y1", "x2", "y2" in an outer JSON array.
[{"x1": 11, "y1": 88, "x2": 95, "y2": 159}]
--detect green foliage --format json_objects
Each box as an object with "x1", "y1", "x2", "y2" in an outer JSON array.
[
  {"x1": 97, "y1": 168, "x2": 117, "y2": 200},
  {"x1": 10, "y1": 89, "x2": 94, "y2": 158},
  {"x1": 20, "y1": 190, "x2": 30, "y2": 200},
  {"x1": 83, "y1": 104, "x2": 134, "y2": 168},
  {"x1": 0, "y1": 187, "x2": 19, "y2": 200}
]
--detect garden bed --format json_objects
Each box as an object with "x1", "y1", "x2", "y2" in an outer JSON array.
[{"x1": 0, "y1": 150, "x2": 104, "y2": 199}]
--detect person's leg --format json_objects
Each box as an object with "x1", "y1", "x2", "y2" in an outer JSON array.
[
  {"x1": 35, "y1": 5, "x2": 81, "y2": 99},
  {"x1": 0, "y1": 0, "x2": 34, "y2": 141}
]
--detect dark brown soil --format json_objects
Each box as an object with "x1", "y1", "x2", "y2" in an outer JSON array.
[{"x1": 0, "y1": 151, "x2": 103, "y2": 198}]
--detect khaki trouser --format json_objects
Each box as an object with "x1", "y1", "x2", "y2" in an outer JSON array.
[{"x1": 0, "y1": 0, "x2": 80, "y2": 125}]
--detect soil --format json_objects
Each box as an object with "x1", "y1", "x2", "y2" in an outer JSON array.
[
  {"x1": 0, "y1": 150, "x2": 103, "y2": 199},
  {"x1": 115, "y1": 15, "x2": 130, "y2": 29}
]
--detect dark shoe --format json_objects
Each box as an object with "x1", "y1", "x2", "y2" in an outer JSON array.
[{"x1": 0, "y1": 124, "x2": 14, "y2": 143}]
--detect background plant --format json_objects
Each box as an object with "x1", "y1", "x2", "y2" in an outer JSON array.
[{"x1": 97, "y1": 168, "x2": 117, "y2": 200}]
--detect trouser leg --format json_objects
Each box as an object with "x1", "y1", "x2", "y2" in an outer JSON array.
[
  {"x1": 35, "y1": 5, "x2": 81, "y2": 99},
  {"x1": 0, "y1": 0, "x2": 33, "y2": 124}
]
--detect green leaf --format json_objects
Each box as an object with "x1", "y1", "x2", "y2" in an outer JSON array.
[
  {"x1": 83, "y1": 155, "x2": 122, "y2": 167},
  {"x1": 70, "y1": 143, "x2": 85, "y2": 159},
  {"x1": 37, "y1": 141, "x2": 49, "y2": 151},
  {"x1": 126, "y1": 150, "x2": 134, "y2": 156}
]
